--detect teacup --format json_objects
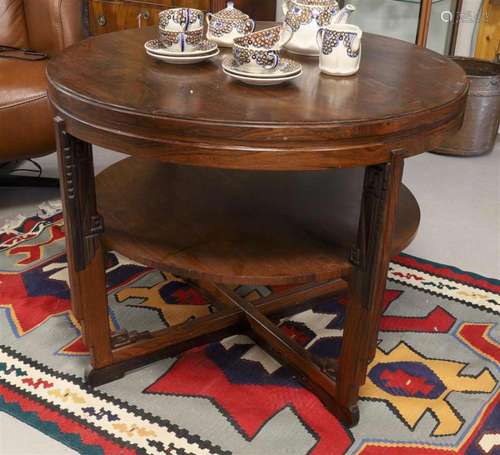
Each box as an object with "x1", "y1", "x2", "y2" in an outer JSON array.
[
  {"x1": 232, "y1": 25, "x2": 293, "y2": 73},
  {"x1": 159, "y1": 27, "x2": 204, "y2": 53},
  {"x1": 233, "y1": 24, "x2": 293, "y2": 49},
  {"x1": 233, "y1": 45, "x2": 281, "y2": 73},
  {"x1": 159, "y1": 8, "x2": 204, "y2": 32},
  {"x1": 317, "y1": 24, "x2": 362, "y2": 76}
]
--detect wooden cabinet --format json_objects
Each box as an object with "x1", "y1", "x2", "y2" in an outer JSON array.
[
  {"x1": 211, "y1": 0, "x2": 276, "y2": 22},
  {"x1": 88, "y1": 0, "x2": 276, "y2": 35},
  {"x1": 475, "y1": 0, "x2": 500, "y2": 61}
]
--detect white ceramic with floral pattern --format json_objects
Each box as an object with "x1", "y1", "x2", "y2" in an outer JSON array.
[
  {"x1": 206, "y1": 1, "x2": 255, "y2": 47},
  {"x1": 317, "y1": 23, "x2": 362, "y2": 76},
  {"x1": 159, "y1": 27, "x2": 205, "y2": 53},
  {"x1": 145, "y1": 39, "x2": 218, "y2": 56},
  {"x1": 159, "y1": 7, "x2": 204, "y2": 32},
  {"x1": 222, "y1": 55, "x2": 302, "y2": 78},
  {"x1": 283, "y1": 0, "x2": 356, "y2": 56},
  {"x1": 232, "y1": 25, "x2": 293, "y2": 74}
]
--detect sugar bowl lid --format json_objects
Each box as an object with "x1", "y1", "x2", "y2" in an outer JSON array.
[{"x1": 214, "y1": 1, "x2": 249, "y2": 20}]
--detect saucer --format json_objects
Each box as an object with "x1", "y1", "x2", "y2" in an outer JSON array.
[
  {"x1": 223, "y1": 67, "x2": 302, "y2": 86},
  {"x1": 144, "y1": 39, "x2": 218, "y2": 56},
  {"x1": 147, "y1": 48, "x2": 220, "y2": 64},
  {"x1": 222, "y1": 56, "x2": 302, "y2": 78}
]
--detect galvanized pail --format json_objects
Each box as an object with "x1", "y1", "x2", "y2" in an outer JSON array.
[{"x1": 435, "y1": 57, "x2": 500, "y2": 156}]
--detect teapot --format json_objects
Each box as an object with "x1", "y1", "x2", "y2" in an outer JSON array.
[
  {"x1": 206, "y1": 1, "x2": 256, "y2": 48},
  {"x1": 283, "y1": 0, "x2": 356, "y2": 56}
]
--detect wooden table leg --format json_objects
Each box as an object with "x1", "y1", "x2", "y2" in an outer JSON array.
[
  {"x1": 55, "y1": 118, "x2": 113, "y2": 374},
  {"x1": 52, "y1": 124, "x2": 405, "y2": 426},
  {"x1": 200, "y1": 282, "x2": 356, "y2": 421},
  {"x1": 85, "y1": 279, "x2": 347, "y2": 386},
  {"x1": 336, "y1": 151, "x2": 405, "y2": 423}
]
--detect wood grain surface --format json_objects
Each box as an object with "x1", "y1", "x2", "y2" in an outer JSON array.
[
  {"x1": 47, "y1": 24, "x2": 468, "y2": 169},
  {"x1": 96, "y1": 157, "x2": 419, "y2": 284}
]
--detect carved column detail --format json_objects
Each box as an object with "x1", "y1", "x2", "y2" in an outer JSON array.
[
  {"x1": 350, "y1": 163, "x2": 391, "y2": 309},
  {"x1": 54, "y1": 118, "x2": 113, "y2": 371},
  {"x1": 55, "y1": 118, "x2": 104, "y2": 272},
  {"x1": 337, "y1": 152, "x2": 405, "y2": 415}
]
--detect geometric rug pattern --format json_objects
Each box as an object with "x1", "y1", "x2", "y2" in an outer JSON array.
[{"x1": 0, "y1": 203, "x2": 498, "y2": 454}]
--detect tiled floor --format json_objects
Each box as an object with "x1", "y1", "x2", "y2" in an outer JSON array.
[{"x1": 0, "y1": 138, "x2": 499, "y2": 454}]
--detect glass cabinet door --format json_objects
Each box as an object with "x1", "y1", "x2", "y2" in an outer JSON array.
[
  {"x1": 346, "y1": 0, "x2": 459, "y2": 54},
  {"x1": 276, "y1": 0, "x2": 461, "y2": 55}
]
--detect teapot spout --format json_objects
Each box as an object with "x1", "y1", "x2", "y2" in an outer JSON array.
[{"x1": 333, "y1": 4, "x2": 356, "y2": 24}]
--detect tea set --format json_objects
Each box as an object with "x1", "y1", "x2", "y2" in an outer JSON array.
[{"x1": 144, "y1": 0, "x2": 362, "y2": 85}]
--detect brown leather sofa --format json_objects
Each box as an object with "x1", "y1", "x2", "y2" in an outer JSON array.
[{"x1": 0, "y1": 0, "x2": 84, "y2": 182}]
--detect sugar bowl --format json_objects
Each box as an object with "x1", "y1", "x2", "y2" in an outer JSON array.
[{"x1": 206, "y1": 1, "x2": 255, "y2": 47}]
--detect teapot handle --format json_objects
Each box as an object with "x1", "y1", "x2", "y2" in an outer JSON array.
[
  {"x1": 246, "y1": 18, "x2": 256, "y2": 33},
  {"x1": 278, "y1": 23, "x2": 293, "y2": 48},
  {"x1": 282, "y1": 0, "x2": 289, "y2": 16},
  {"x1": 316, "y1": 28, "x2": 325, "y2": 52},
  {"x1": 264, "y1": 51, "x2": 280, "y2": 70},
  {"x1": 351, "y1": 30, "x2": 363, "y2": 53}
]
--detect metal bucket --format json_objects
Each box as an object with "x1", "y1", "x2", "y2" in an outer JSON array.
[{"x1": 435, "y1": 57, "x2": 500, "y2": 157}]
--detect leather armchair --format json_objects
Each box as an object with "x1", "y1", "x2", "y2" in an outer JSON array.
[{"x1": 0, "y1": 0, "x2": 84, "y2": 173}]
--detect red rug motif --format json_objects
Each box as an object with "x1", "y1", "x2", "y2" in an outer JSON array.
[{"x1": 0, "y1": 205, "x2": 498, "y2": 454}]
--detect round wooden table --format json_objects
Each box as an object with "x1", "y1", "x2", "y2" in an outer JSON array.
[{"x1": 47, "y1": 24, "x2": 467, "y2": 427}]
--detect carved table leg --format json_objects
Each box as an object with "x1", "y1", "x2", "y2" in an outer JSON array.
[
  {"x1": 55, "y1": 118, "x2": 113, "y2": 378},
  {"x1": 336, "y1": 152, "x2": 405, "y2": 424}
]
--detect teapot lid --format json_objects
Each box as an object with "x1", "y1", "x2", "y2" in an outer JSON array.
[{"x1": 214, "y1": 1, "x2": 249, "y2": 20}]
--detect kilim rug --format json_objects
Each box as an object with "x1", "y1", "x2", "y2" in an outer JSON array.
[{"x1": 0, "y1": 202, "x2": 498, "y2": 455}]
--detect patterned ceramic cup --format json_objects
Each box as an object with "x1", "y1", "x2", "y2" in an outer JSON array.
[
  {"x1": 159, "y1": 8, "x2": 204, "y2": 32},
  {"x1": 159, "y1": 27, "x2": 204, "y2": 53},
  {"x1": 232, "y1": 25, "x2": 293, "y2": 73},
  {"x1": 317, "y1": 24, "x2": 362, "y2": 76},
  {"x1": 232, "y1": 46, "x2": 281, "y2": 73}
]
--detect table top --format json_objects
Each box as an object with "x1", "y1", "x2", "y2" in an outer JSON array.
[{"x1": 47, "y1": 23, "x2": 468, "y2": 170}]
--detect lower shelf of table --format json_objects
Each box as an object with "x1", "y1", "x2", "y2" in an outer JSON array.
[{"x1": 95, "y1": 157, "x2": 420, "y2": 285}]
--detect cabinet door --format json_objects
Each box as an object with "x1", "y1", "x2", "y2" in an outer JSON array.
[
  {"x1": 475, "y1": 0, "x2": 500, "y2": 61},
  {"x1": 211, "y1": 0, "x2": 276, "y2": 21},
  {"x1": 89, "y1": 0, "x2": 211, "y2": 35}
]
